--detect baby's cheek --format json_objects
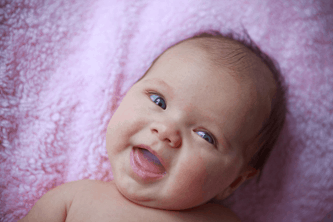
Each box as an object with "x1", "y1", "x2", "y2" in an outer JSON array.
[
  {"x1": 108, "y1": 103, "x2": 145, "y2": 141},
  {"x1": 167, "y1": 155, "x2": 208, "y2": 207}
]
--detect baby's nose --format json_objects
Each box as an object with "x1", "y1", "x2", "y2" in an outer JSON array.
[{"x1": 151, "y1": 122, "x2": 182, "y2": 148}]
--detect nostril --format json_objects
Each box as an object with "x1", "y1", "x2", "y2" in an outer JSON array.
[{"x1": 174, "y1": 140, "x2": 182, "y2": 148}]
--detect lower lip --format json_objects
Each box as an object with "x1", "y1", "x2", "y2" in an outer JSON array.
[{"x1": 130, "y1": 148, "x2": 166, "y2": 180}]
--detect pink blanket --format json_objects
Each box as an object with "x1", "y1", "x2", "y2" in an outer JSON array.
[{"x1": 1, "y1": 0, "x2": 332, "y2": 221}]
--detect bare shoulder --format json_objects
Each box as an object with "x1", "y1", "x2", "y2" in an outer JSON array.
[{"x1": 18, "y1": 180, "x2": 88, "y2": 222}]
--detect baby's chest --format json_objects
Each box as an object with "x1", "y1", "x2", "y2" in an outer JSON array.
[
  {"x1": 66, "y1": 204, "x2": 135, "y2": 221},
  {"x1": 65, "y1": 193, "x2": 143, "y2": 222},
  {"x1": 65, "y1": 187, "x2": 180, "y2": 222},
  {"x1": 65, "y1": 197, "x2": 236, "y2": 222}
]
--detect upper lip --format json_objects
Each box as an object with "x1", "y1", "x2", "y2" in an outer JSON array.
[{"x1": 135, "y1": 144, "x2": 166, "y2": 168}]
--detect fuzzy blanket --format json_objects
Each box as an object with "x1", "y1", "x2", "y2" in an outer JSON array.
[{"x1": 1, "y1": 0, "x2": 332, "y2": 221}]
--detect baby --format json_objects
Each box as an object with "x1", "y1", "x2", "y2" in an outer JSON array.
[{"x1": 19, "y1": 31, "x2": 286, "y2": 222}]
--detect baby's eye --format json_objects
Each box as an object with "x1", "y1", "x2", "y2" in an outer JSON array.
[
  {"x1": 150, "y1": 94, "x2": 166, "y2": 110},
  {"x1": 196, "y1": 131, "x2": 215, "y2": 145}
]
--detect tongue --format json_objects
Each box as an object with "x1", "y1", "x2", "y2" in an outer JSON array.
[
  {"x1": 137, "y1": 148, "x2": 165, "y2": 174},
  {"x1": 141, "y1": 149, "x2": 162, "y2": 164}
]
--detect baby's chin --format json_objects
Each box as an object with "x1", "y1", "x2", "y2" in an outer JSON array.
[
  {"x1": 113, "y1": 172, "x2": 212, "y2": 210},
  {"x1": 117, "y1": 186, "x2": 208, "y2": 210},
  {"x1": 131, "y1": 198, "x2": 204, "y2": 211}
]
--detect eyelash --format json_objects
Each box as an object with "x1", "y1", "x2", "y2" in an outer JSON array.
[{"x1": 147, "y1": 91, "x2": 217, "y2": 147}]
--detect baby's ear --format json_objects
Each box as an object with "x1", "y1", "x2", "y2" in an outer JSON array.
[{"x1": 215, "y1": 166, "x2": 259, "y2": 200}]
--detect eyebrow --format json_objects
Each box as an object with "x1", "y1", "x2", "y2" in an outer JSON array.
[{"x1": 145, "y1": 78, "x2": 175, "y2": 98}]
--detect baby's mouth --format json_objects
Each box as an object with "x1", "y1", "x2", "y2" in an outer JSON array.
[{"x1": 132, "y1": 147, "x2": 166, "y2": 176}]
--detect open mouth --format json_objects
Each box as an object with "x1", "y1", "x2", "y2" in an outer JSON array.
[{"x1": 130, "y1": 147, "x2": 166, "y2": 180}]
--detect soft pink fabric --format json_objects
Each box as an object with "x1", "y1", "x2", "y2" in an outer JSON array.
[{"x1": 1, "y1": 0, "x2": 332, "y2": 221}]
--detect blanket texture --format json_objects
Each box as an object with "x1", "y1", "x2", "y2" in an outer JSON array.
[{"x1": 1, "y1": 0, "x2": 332, "y2": 221}]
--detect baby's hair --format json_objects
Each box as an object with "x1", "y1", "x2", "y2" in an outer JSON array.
[{"x1": 138, "y1": 30, "x2": 287, "y2": 184}]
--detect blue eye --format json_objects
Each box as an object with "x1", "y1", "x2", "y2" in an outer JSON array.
[
  {"x1": 150, "y1": 94, "x2": 166, "y2": 109},
  {"x1": 197, "y1": 131, "x2": 215, "y2": 145}
]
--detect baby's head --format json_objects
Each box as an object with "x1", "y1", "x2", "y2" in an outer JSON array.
[{"x1": 106, "y1": 31, "x2": 287, "y2": 210}]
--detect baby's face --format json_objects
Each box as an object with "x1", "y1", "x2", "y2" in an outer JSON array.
[{"x1": 106, "y1": 41, "x2": 271, "y2": 210}]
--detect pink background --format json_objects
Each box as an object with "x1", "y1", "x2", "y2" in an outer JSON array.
[{"x1": 1, "y1": 0, "x2": 332, "y2": 221}]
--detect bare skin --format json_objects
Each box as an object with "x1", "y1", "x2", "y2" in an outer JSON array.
[{"x1": 19, "y1": 179, "x2": 241, "y2": 222}]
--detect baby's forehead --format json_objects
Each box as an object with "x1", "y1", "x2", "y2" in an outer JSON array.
[
  {"x1": 184, "y1": 37, "x2": 263, "y2": 73},
  {"x1": 148, "y1": 36, "x2": 277, "y2": 108},
  {"x1": 185, "y1": 37, "x2": 276, "y2": 96},
  {"x1": 150, "y1": 36, "x2": 276, "y2": 105}
]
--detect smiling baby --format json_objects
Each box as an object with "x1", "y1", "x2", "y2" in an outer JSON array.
[{"x1": 19, "y1": 31, "x2": 286, "y2": 222}]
